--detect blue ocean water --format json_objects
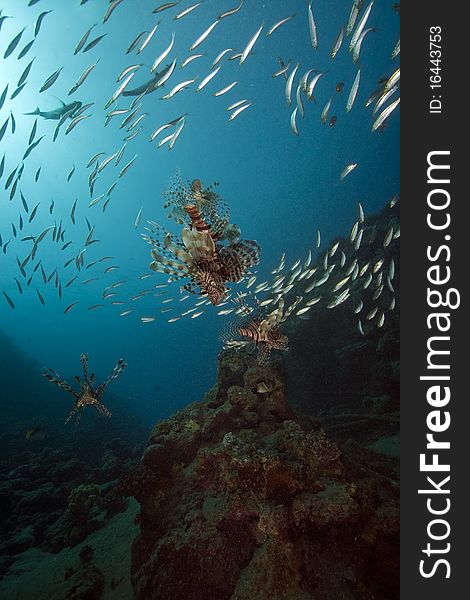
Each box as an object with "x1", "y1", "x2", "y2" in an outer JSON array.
[{"x1": 0, "y1": 0, "x2": 399, "y2": 426}]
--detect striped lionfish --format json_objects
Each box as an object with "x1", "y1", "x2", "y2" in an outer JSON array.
[
  {"x1": 144, "y1": 175, "x2": 260, "y2": 305},
  {"x1": 163, "y1": 172, "x2": 226, "y2": 220},
  {"x1": 163, "y1": 172, "x2": 242, "y2": 245},
  {"x1": 43, "y1": 353, "x2": 127, "y2": 424},
  {"x1": 223, "y1": 294, "x2": 290, "y2": 364}
]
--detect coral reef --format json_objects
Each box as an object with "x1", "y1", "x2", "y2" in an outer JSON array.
[
  {"x1": 67, "y1": 484, "x2": 102, "y2": 523},
  {"x1": 0, "y1": 432, "x2": 142, "y2": 580},
  {"x1": 64, "y1": 563, "x2": 105, "y2": 600},
  {"x1": 124, "y1": 350, "x2": 399, "y2": 600},
  {"x1": 0, "y1": 328, "x2": 147, "y2": 583}
]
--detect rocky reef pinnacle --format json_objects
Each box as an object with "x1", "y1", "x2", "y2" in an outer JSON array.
[{"x1": 122, "y1": 350, "x2": 399, "y2": 600}]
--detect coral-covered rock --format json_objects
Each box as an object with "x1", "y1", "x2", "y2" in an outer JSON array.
[
  {"x1": 67, "y1": 484, "x2": 102, "y2": 523},
  {"x1": 124, "y1": 350, "x2": 399, "y2": 600},
  {"x1": 65, "y1": 564, "x2": 105, "y2": 600}
]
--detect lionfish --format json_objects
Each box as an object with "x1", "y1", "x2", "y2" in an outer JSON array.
[
  {"x1": 144, "y1": 175, "x2": 260, "y2": 305},
  {"x1": 223, "y1": 294, "x2": 290, "y2": 364},
  {"x1": 163, "y1": 171, "x2": 228, "y2": 229},
  {"x1": 43, "y1": 353, "x2": 127, "y2": 424}
]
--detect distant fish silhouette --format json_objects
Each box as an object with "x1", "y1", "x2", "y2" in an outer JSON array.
[
  {"x1": 26, "y1": 427, "x2": 47, "y2": 441},
  {"x1": 25, "y1": 99, "x2": 82, "y2": 120}
]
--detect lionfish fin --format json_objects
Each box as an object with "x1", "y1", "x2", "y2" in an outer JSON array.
[
  {"x1": 64, "y1": 405, "x2": 81, "y2": 425},
  {"x1": 150, "y1": 250, "x2": 189, "y2": 275},
  {"x1": 96, "y1": 358, "x2": 127, "y2": 399},
  {"x1": 43, "y1": 367, "x2": 78, "y2": 397},
  {"x1": 94, "y1": 401, "x2": 112, "y2": 418},
  {"x1": 163, "y1": 233, "x2": 192, "y2": 264},
  {"x1": 219, "y1": 240, "x2": 260, "y2": 282}
]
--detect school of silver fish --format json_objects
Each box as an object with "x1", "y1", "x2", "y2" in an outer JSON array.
[{"x1": 0, "y1": 0, "x2": 400, "y2": 363}]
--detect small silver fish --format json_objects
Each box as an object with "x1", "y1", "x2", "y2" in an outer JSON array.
[
  {"x1": 151, "y1": 32, "x2": 176, "y2": 74},
  {"x1": 39, "y1": 67, "x2": 63, "y2": 93},
  {"x1": 383, "y1": 227, "x2": 394, "y2": 247},
  {"x1": 64, "y1": 301, "x2": 79, "y2": 314},
  {"x1": 358, "y1": 319, "x2": 365, "y2": 335},
  {"x1": 321, "y1": 97, "x2": 332, "y2": 124},
  {"x1": 106, "y1": 72, "x2": 136, "y2": 107},
  {"x1": 229, "y1": 102, "x2": 252, "y2": 121},
  {"x1": 341, "y1": 163, "x2": 358, "y2": 180},
  {"x1": 168, "y1": 118, "x2": 186, "y2": 149},
  {"x1": 307, "y1": 2, "x2": 318, "y2": 49},
  {"x1": 3, "y1": 291, "x2": 15, "y2": 309},
  {"x1": 285, "y1": 63, "x2": 299, "y2": 105},
  {"x1": 68, "y1": 60, "x2": 99, "y2": 96},
  {"x1": 212, "y1": 48, "x2": 234, "y2": 69},
  {"x1": 327, "y1": 288, "x2": 350, "y2": 309},
  {"x1": 214, "y1": 81, "x2": 238, "y2": 97},
  {"x1": 333, "y1": 276, "x2": 350, "y2": 292},
  {"x1": 290, "y1": 107, "x2": 299, "y2": 135},
  {"x1": 119, "y1": 155, "x2": 137, "y2": 178},
  {"x1": 358, "y1": 202, "x2": 365, "y2": 222},
  {"x1": 377, "y1": 311, "x2": 385, "y2": 328},
  {"x1": 18, "y1": 58, "x2": 35, "y2": 88},
  {"x1": 126, "y1": 31, "x2": 147, "y2": 54},
  {"x1": 65, "y1": 115, "x2": 90, "y2": 135},
  {"x1": 227, "y1": 99, "x2": 248, "y2": 111},
  {"x1": 153, "y1": 2, "x2": 180, "y2": 14},
  {"x1": 354, "y1": 300, "x2": 363, "y2": 314},
  {"x1": 391, "y1": 39, "x2": 400, "y2": 59},
  {"x1": 162, "y1": 77, "x2": 195, "y2": 99},
  {"x1": 354, "y1": 229, "x2": 363, "y2": 250},
  {"x1": 83, "y1": 33, "x2": 107, "y2": 53},
  {"x1": 175, "y1": 2, "x2": 202, "y2": 20},
  {"x1": 74, "y1": 24, "x2": 96, "y2": 55},
  {"x1": 137, "y1": 21, "x2": 161, "y2": 54},
  {"x1": 240, "y1": 24, "x2": 263, "y2": 64},
  {"x1": 273, "y1": 62, "x2": 291, "y2": 78},
  {"x1": 372, "y1": 97, "x2": 400, "y2": 132},
  {"x1": 346, "y1": 2, "x2": 360, "y2": 37},
  {"x1": 190, "y1": 21, "x2": 218, "y2": 52},
  {"x1": 373, "y1": 84, "x2": 399, "y2": 116},
  {"x1": 196, "y1": 66, "x2": 221, "y2": 92},
  {"x1": 331, "y1": 26, "x2": 344, "y2": 59},
  {"x1": 218, "y1": 1, "x2": 244, "y2": 20},
  {"x1": 180, "y1": 53, "x2": 205, "y2": 69},
  {"x1": 352, "y1": 26, "x2": 377, "y2": 64},
  {"x1": 349, "y1": 1, "x2": 374, "y2": 52},
  {"x1": 384, "y1": 67, "x2": 400, "y2": 93},
  {"x1": 135, "y1": 207, "x2": 143, "y2": 229},
  {"x1": 103, "y1": 0, "x2": 124, "y2": 24},
  {"x1": 346, "y1": 69, "x2": 361, "y2": 112},
  {"x1": 306, "y1": 72, "x2": 325, "y2": 101},
  {"x1": 267, "y1": 15, "x2": 295, "y2": 37}
]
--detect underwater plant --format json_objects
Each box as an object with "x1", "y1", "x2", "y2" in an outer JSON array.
[{"x1": 43, "y1": 353, "x2": 127, "y2": 424}]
